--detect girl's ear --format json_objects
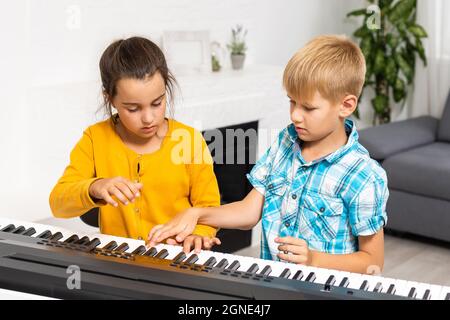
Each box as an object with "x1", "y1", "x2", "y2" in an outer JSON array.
[
  {"x1": 103, "y1": 90, "x2": 115, "y2": 109},
  {"x1": 339, "y1": 94, "x2": 358, "y2": 118}
]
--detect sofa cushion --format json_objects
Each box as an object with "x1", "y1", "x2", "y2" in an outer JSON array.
[
  {"x1": 437, "y1": 90, "x2": 450, "y2": 142},
  {"x1": 383, "y1": 142, "x2": 450, "y2": 201}
]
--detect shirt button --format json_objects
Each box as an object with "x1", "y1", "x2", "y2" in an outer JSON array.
[
  {"x1": 135, "y1": 208, "x2": 139, "y2": 213},
  {"x1": 268, "y1": 184, "x2": 274, "y2": 189},
  {"x1": 284, "y1": 222, "x2": 290, "y2": 228},
  {"x1": 320, "y1": 207, "x2": 325, "y2": 213},
  {"x1": 137, "y1": 236, "x2": 143, "y2": 240},
  {"x1": 291, "y1": 194, "x2": 297, "y2": 200}
]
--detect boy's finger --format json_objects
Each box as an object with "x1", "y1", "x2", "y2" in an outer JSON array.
[
  {"x1": 147, "y1": 224, "x2": 164, "y2": 245},
  {"x1": 175, "y1": 227, "x2": 193, "y2": 243},
  {"x1": 166, "y1": 238, "x2": 180, "y2": 246},
  {"x1": 183, "y1": 237, "x2": 194, "y2": 254}
]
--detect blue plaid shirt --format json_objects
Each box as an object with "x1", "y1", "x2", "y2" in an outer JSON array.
[{"x1": 247, "y1": 119, "x2": 388, "y2": 261}]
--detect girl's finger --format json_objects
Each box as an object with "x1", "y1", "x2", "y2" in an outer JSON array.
[
  {"x1": 101, "y1": 190, "x2": 118, "y2": 207},
  {"x1": 109, "y1": 186, "x2": 129, "y2": 205},
  {"x1": 115, "y1": 182, "x2": 135, "y2": 203}
]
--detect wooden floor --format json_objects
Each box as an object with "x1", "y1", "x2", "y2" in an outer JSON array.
[
  {"x1": 38, "y1": 217, "x2": 450, "y2": 287},
  {"x1": 236, "y1": 232, "x2": 450, "y2": 287}
]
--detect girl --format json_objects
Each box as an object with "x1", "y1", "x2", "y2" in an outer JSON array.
[{"x1": 49, "y1": 37, "x2": 221, "y2": 252}]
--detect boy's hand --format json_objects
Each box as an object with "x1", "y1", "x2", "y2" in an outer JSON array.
[
  {"x1": 165, "y1": 235, "x2": 221, "y2": 254},
  {"x1": 147, "y1": 208, "x2": 201, "y2": 246},
  {"x1": 275, "y1": 236, "x2": 312, "y2": 265},
  {"x1": 89, "y1": 177, "x2": 142, "y2": 207}
]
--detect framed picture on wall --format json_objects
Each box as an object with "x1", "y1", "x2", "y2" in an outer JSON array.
[{"x1": 162, "y1": 30, "x2": 211, "y2": 75}]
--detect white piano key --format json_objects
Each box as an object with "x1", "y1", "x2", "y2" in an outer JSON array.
[
  {"x1": 438, "y1": 286, "x2": 450, "y2": 300},
  {"x1": 426, "y1": 284, "x2": 443, "y2": 300},
  {"x1": 195, "y1": 250, "x2": 224, "y2": 266}
]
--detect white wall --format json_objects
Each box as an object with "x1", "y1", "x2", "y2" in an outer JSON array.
[{"x1": 0, "y1": 0, "x2": 365, "y2": 222}]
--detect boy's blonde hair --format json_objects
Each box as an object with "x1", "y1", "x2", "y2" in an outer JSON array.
[{"x1": 283, "y1": 35, "x2": 366, "y2": 104}]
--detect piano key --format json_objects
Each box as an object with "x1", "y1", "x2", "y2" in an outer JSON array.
[
  {"x1": 325, "y1": 275, "x2": 336, "y2": 287},
  {"x1": 184, "y1": 254, "x2": 199, "y2": 264},
  {"x1": 373, "y1": 282, "x2": 383, "y2": 293},
  {"x1": 428, "y1": 285, "x2": 444, "y2": 300},
  {"x1": 115, "y1": 243, "x2": 129, "y2": 252},
  {"x1": 195, "y1": 250, "x2": 224, "y2": 266},
  {"x1": 76, "y1": 236, "x2": 91, "y2": 245},
  {"x1": 143, "y1": 247, "x2": 157, "y2": 257},
  {"x1": 259, "y1": 265, "x2": 272, "y2": 277},
  {"x1": 231, "y1": 256, "x2": 254, "y2": 273},
  {"x1": 279, "y1": 268, "x2": 291, "y2": 279},
  {"x1": 215, "y1": 258, "x2": 229, "y2": 269},
  {"x1": 422, "y1": 289, "x2": 431, "y2": 300},
  {"x1": 157, "y1": 244, "x2": 183, "y2": 260},
  {"x1": 437, "y1": 286, "x2": 450, "y2": 300},
  {"x1": 86, "y1": 238, "x2": 101, "y2": 250},
  {"x1": 259, "y1": 260, "x2": 289, "y2": 278},
  {"x1": 49, "y1": 232, "x2": 64, "y2": 241},
  {"x1": 131, "y1": 245, "x2": 146, "y2": 255},
  {"x1": 339, "y1": 277, "x2": 350, "y2": 288},
  {"x1": 11, "y1": 226, "x2": 26, "y2": 234},
  {"x1": 311, "y1": 269, "x2": 335, "y2": 285},
  {"x1": 292, "y1": 270, "x2": 304, "y2": 281},
  {"x1": 359, "y1": 280, "x2": 369, "y2": 291},
  {"x1": 1, "y1": 224, "x2": 16, "y2": 232},
  {"x1": 227, "y1": 260, "x2": 240, "y2": 271},
  {"x1": 63, "y1": 234, "x2": 79, "y2": 244},
  {"x1": 22, "y1": 228, "x2": 36, "y2": 236},
  {"x1": 154, "y1": 249, "x2": 169, "y2": 259},
  {"x1": 203, "y1": 256, "x2": 217, "y2": 267},
  {"x1": 102, "y1": 241, "x2": 118, "y2": 251},
  {"x1": 305, "y1": 272, "x2": 316, "y2": 283},
  {"x1": 36, "y1": 230, "x2": 52, "y2": 239},
  {"x1": 246, "y1": 263, "x2": 259, "y2": 274},
  {"x1": 387, "y1": 284, "x2": 396, "y2": 295},
  {"x1": 172, "y1": 252, "x2": 186, "y2": 263},
  {"x1": 408, "y1": 287, "x2": 417, "y2": 299}
]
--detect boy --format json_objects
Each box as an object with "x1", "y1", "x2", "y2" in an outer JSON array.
[{"x1": 148, "y1": 35, "x2": 388, "y2": 275}]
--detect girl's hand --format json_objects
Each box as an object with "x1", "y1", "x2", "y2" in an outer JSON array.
[
  {"x1": 88, "y1": 177, "x2": 143, "y2": 207},
  {"x1": 147, "y1": 208, "x2": 201, "y2": 247},
  {"x1": 275, "y1": 236, "x2": 312, "y2": 265},
  {"x1": 165, "y1": 235, "x2": 221, "y2": 254}
]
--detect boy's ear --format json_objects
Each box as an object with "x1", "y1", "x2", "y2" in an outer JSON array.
[{"x1": 339, "y1": 94, "x2": 358, "y2": 118}]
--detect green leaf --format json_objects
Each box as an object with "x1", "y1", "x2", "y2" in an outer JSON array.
[
  {"x1": 354, "y1": 25, "x2": 370, "y2": 38},
  {"x1": 415, "y1": 38, "x2": 427, "y2": 66},
  {"x1": 386, "y1": 34, "x2": 399, "y2": 49},
  {"x1": 372, "y1": 94, "x2": 389, "y2": 114},
  {"x1": 393, "y1": 78, "x2": 406, "y2": 102},
  {"x1": 408, "y1": 24, "x2": 428, "y2": 38},
  {"x1": 360, "y1": 36, "x2": 373, "y2": 60},
  {"x1": 395, "y1": 52, "x2": 414, "y2": 83},
  {"x1": 385, "y1": 58, "x2": 398, "y2": 86},
  {"x1": 389, "y1": 0, "x2": 416, "y2": 23},
  {"x1": 347, "y1": 9, "x2": 367, "y2": 17},
  {"x1": 374, "y1": 50, "x2": 386, "y2": 74}
]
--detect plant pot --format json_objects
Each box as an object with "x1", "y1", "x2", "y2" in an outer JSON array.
[{"x1": 231, "y1": 54, "x2": 245, "y2": 70}]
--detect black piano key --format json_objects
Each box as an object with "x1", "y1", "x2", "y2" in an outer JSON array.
[
  {"x1": 215, "y1": 258, "x2": 229, "y2": 269},
  {"x1": 131, "y1": 245, "x2": 147, "y2": 255},
  {"x1": 408, "y1": 287, "x2": 417, "y2": 299},
  {"x1": 339, "y1": 277, "x2": 350, "y2": 288},
  {"x1": 387, "y1": 284, "x2": 396, "y2": 295},
  {"x1": 22, "y1": 227, "x2": 36, "y2": 236},
  {"x1": 305, "y1": 272, "x2": 316, "y2": 283},
  {"x1": 422, "y1": 289, "x2": 431, "y2": 300},
  {"x1": 76, "y1": 236, "x2": 91, "y2": 245},
  {"x1": 115, "y1": 243, "x2": 129, "y2": 252},
  {"x1": 102, "y1": 241, "x2": 118, "y2": 251},
  {"x1": 359, "y1": 280, "x2": 369, "y2": 291},
  {"x1": 172, "y1": 252, "x2": 187, "y2": 263},
  {"x1": 154, "y1": 249, "x2": 169, "y2": 259},
  {"x1": 203, "y1": 257, "x2": 217, "y2": 267},
  {"x1": 11, "y1": 226, "x2": 26, "y2": 234},
  {"x1": 259, "y1": 265, "x2": 272, "y2": 277},
  {"x1": 373, "y1": 282, "x2": 383, "y2": 293},
  {"x1": 36, "y1": 230, "x2": 52, "y2": 239},
  {"x1": 292, "y1": 270, "x2": 304, "y2": 280},
  {"x1": 49, "y1": 232, "x2": 64, "y2": 241},
  {"x1": 185, "y1": 254, "x2": 199, "y2": 264},
  {"x1": 227, "y1": 260, "x2": 240, "y2": 271},
  {"x1": 325, "y1": 275, "x2": 336, "y2": 287},
  {"x1": 279, "y1": 268, "x2": 291, "y2": 279},
  {"x1": 246, "y1": 263, "x2": 259, "y2": 274},
  {"x1": 143, "y1": 247, "x2": 157, "y2": 257},
  {"x1": 86, "y1": 238, "x2": 101, "y2": 250},
  {"x1": 63, "y1": 234, "x2": 79, "y2": 244},
  {"x1": 1, "y1": 224, "x2": 16, "y2": 232},
  {"x1": 445, "y1": 292, "x2": 450, "y2": 300}
]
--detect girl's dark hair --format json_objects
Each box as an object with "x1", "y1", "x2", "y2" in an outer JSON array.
[{"x1": 99, "y1": 36, "x2": 177, "y2": 122}]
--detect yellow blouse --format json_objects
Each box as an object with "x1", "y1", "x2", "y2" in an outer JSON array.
[{"x1": 49, "y1": 117, "x2": 220, "y2": 240}]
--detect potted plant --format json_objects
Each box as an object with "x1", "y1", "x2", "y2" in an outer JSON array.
[
  {"x1": 227, "y1": 24, "x2": 248, "y2": 70},
  {"x1": 347, "y1": 0, "x2": 428, "y2": 125}
]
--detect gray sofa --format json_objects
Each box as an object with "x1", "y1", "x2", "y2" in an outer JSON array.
[{"x1": 359, "y1": 90, "x2": 450, "y2": 242}]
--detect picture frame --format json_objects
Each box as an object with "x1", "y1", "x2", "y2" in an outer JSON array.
[{"x1": 162, "y1": 30, "x2": 211, "y2": 75}]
